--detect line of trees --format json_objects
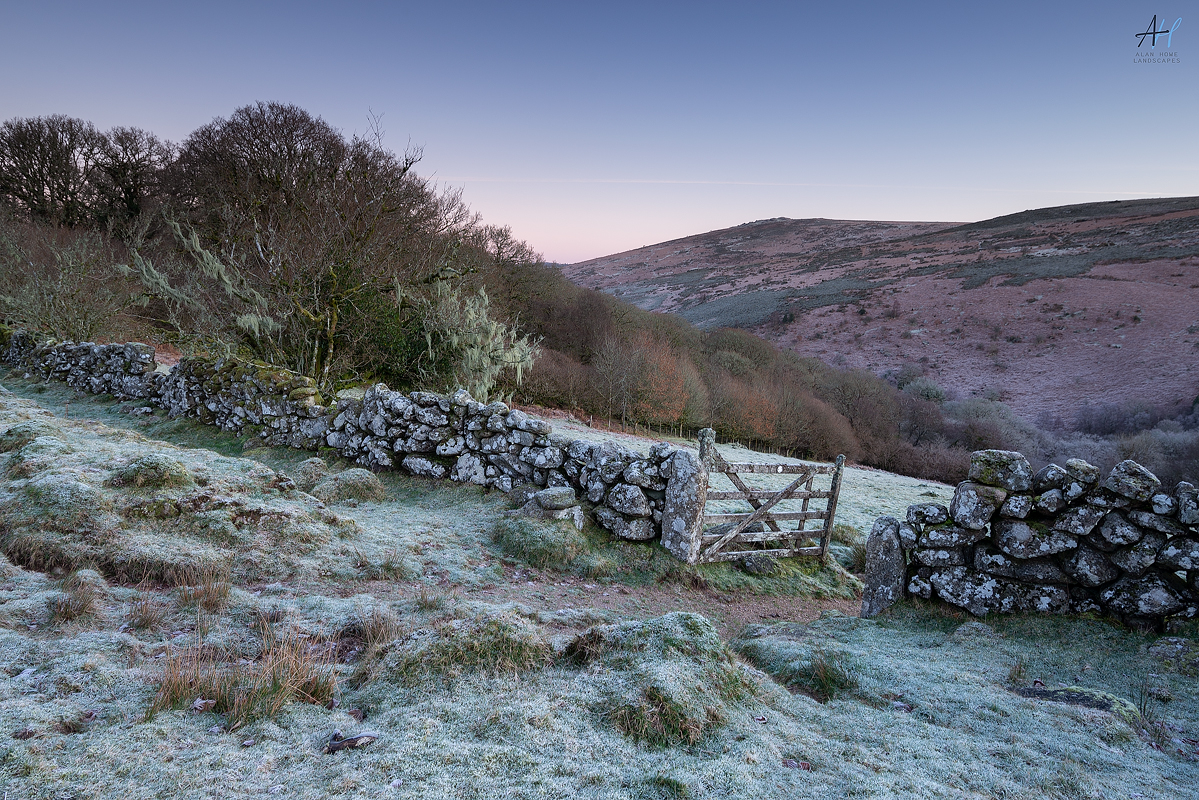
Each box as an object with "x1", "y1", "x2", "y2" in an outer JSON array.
[
  {"x1": 0, "y1": 104, "x2": 536, "y2": 401},
  {"x1": 7, "y1": 103, "x2": 1182, "y2": 485}
]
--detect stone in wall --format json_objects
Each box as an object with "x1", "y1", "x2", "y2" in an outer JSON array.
[
  {"x1": 968, "y1": 450, "x2": 1033, "y2": 492},
  {"x1": 948, "y1": 482, "x2": 1006, "y2": 530},
  {"x1": 930, "y1": 567, "x2": 1069, "y2": 616},
  {"x1": 860, "y1": 516, "x2": 904, "y2": 618},
  {"x1": 878, "y1": 448, "x2": 1199, "y2": 626},
  {"x1": 993, "y1": 518, "x2": 1077, "y2": 559}
]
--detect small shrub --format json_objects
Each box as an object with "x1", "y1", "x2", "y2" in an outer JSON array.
[
  {"x1": 343, "y1": 604, "x2": 401, "y2": 650},
  {"x1": 1008, "y1": 654, "x2": 1028, "y2": 685},
  {"x1": 415, "y1": 588, "x2": 445, "y2": 611},
  {"x1": 848, "y1": 540, "x2": 868, "y2": 574},
  {"x1": 353, "y1": 547, "x2": 413, "y2": 580},
  {"x1": 48, "y1": 574, "x2": 100, "y2": 623}
]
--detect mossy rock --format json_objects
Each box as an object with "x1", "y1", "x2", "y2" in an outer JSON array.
[
  {"x1": 0, "y1": 420, "x2": 64, "y2": 453},
  {"x1": 293, "y1": 457, "x2": 331, "y2": 493},
  {"x1": 492, "y1": 516, "x2": 587, "y2": 571},
  {"x1": 567, "y1": 613, "x2": 754, "y2": 746},
  {"x1": 378, "y1": 610, "x2": 552, "y2": 684},
  {"x1": 311, "y1": 468, "x2": 386, "y2": 503},
  {"x1": 1014, "y1": 686, "x2": 1141, "y2": 725},
  {"x1": 111, "y1": 454, "x2": 193, "y2": 489}
]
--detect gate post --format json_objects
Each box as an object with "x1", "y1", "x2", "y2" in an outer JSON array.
[{"x1": 662, "y1": 428, "x2": 714, "y2": 564}]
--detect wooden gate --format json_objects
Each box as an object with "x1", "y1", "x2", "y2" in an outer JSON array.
[{"x1": 696, "y1": 432, "x2": 845, "y2": 564}]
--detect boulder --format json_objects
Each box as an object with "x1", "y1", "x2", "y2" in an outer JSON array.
[
  {"x1": 906, "y1": 503, "x2": 949, "y2": 526},
  {"x1": 1100, "y1": 575, "x2": 1186, "y2": 618},
  {"x1": 930, "y1": 567, "x2": 1069, "y2": 616},
  {"x1": 1091, "y1": 511, "x2": 1144, "y2": 549},
  {"x1": 1151, "y1": 493, "x2": 1178, "y2": 516},
  {"x1": 993, "y1": 518, "x2": 1078, "y2": 559},
  {"x1": 661, "y1": 449, "x2": 707, "y2": 563},
  {"x1": 1064, "y1": 458, "x2": 1101, "y2": 486},
  {"x1": 535, "y1": 486, "x2": 577, "y2": 511},
  {"x1": 917, "y1": 523, "x2": 987, "y2": 549},
  {"x1": 452, "y1": 453, "x2": 488, "y2": 486},
  {"x1": 1110, "y1": 531, "x2": 1166, "y2": 577},
  {"x1": 974, "y1": 545, "x2": 1070, "y2": 583},
  {"x1": 907, "y1": 571, "x2": 934, "y2": 599},
  {"x1": 860, "y1": 517, "x2": 905, "y2": 619},
  {"x1": 1127, "y1": 510, "x2": 1186, "y2": 538},
  {"x1": 740, "y1": 553, "x2": 777, "y2": 576},
  {"x1": 1062, "y1": 546, "x2": 1122, "y2": 587},
  {"x1": 1034, "y1": 463, "x2": 1069, "y2": 492},
  {"x1": 1052, "y1": 505, "x2": 1106, "y2": 537},
  {"x1": 1033, "y1": 489, "x2": 1067, "y2": 514},
  {"x1": 1157, "y1": 537, "x2": 1199, "y2": 571},
  {"x1": 897, "y1": 522, "x2": 919, "y2": 549},
  {"x1": 968, "y1": 450, "x2": 1033, "y2": 492},
  {"x1": 400, "y1": 455, "x2": 448, "y2": 480},
  {"x1": 1176, "y1": 482, "x2": 1199, "y2": 526},
  {"x1": 594, "y1": 507, "x2": 655, "y2": 540},
  {"x1": 999, "y1": 494, "x2": 1032, "y2": 519},
  {"x1": 912, "y1": 548, "x2": 968, "y2": 567},
  {"x1": 1084, "y1": 488, "x2": 1131, "y2": 510},
  {"x1": 1103, "y1": 460, "x2": 1162, "y2": 503},
  {"x1": 949, "y1": 482, "x2": 1007, "y2": 530},
  {"x1": 606, "y1": 483, "x2": 652, "y2": 517}
]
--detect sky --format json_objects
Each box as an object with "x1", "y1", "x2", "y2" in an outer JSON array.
[{"x1": 1, "y1": 1, "x2": 1196, "y2": 263}]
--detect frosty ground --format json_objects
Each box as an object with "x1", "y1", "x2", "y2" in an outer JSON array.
[{"x1": 1, "y1": 373, "x2": 1196, "y2": 799}]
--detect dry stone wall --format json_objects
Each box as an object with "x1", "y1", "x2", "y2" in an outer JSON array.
[
  {"x1": 862, "y1": 448, "x2": 1199, "y2": 627},
  {"x1": 0, "y1": 329, "x2": 693, "y2": 550}
]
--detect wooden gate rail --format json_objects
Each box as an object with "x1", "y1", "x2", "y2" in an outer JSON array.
[{"x1": 695, "y1": 430, "x2": 844, "y2": 564}]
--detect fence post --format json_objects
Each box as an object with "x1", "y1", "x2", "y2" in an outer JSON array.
[
  {"x1": 819, "y1": 454, "x2": 846, "y2": 563},
  {"x1": 662, "y1": 428, "x2": 714, "y2": 564}
]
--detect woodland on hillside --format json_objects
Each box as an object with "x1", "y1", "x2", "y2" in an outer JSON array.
[{"x1": 1, "y1": 104, "x2": 1196, "y2": 485}]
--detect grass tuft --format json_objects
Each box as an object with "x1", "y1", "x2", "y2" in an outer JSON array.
[
  {"x1": 176, "y1": 564, "x2": 232, "y2": 612},
  {"x1": 383, "y1": 610, "x2": 552, "y2": 684},
  {"x1": 147, "y1": 630, "x2": 338, "y2": 731},
  {"x1": 773, "y1": 648, "x2": 860, "y2": 703},
  {"x1": 126, "y1": 592, "x2": 168, "y2": 630},
  {"x1": 48, "y1": 574, "x2": 100, "y2": 624},
  {"x1": 612, "y1": 686, "x2": 716, "y2": 747}
]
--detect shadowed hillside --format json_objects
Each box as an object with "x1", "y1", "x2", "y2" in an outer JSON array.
[{"x1": 565, "y1": 197, "x2": 1199, "y2": 424}]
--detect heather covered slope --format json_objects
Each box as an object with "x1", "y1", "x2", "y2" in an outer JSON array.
[
  {"x1": 565, "y1": 197, "x2": 1199, "y2": 423},
  {"x1": 1, "y1": 379, "x2": 1198, "y2": 798}
]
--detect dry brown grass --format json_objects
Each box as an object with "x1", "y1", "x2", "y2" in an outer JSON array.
[
  {"x1": 147, "y1": 627, "x2": 338, "y2": 731},
  {"x1": 175, "y1": 564, "x2": 231, "y2": 612},
  {"x1": 48, "y1": 572, "x2": 101, "y2": 624},
  {"x1": 125, "y1": 591, "x2": 168, "y2": 630}
]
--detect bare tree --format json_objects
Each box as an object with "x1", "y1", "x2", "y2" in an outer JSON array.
[{"x1": 0, "y1": 115, "x2": 105, "y2": 227}]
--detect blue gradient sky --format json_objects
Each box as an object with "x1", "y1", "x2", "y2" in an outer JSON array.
[{"x1": 2, "y1": 1, "x2": 1195, "y2": 262}]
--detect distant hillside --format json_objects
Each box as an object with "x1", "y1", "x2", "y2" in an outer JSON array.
[{"x1": 564, "y1": 197, "x2": 1199, "y2": 422}]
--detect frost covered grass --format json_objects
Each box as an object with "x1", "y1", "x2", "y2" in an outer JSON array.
[{"x1": 1, "y1": 374, "x2": 1197, "y2": 799}]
